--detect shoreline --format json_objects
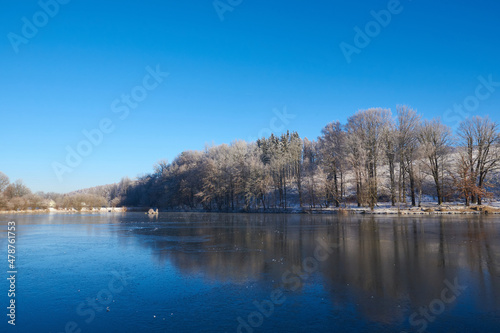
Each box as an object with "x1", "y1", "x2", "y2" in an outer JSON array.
[
  {"x1": 1, "y1": 204, "x2": 500, "y2": 215},
  {"x1": 0, "y1": 207, "x2": 126, "y2": 215}
]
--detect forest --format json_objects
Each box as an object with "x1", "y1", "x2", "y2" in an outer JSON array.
[{"x1": 1, "y1": 106, "x2": 499, "y2": 212}]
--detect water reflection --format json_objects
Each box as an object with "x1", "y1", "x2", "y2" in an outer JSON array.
[
  {"x1": 112, "y1": 213, "x2": 500, "y2": 325},
  {"x1": 4, "y1": 212, "x2": 499, "y2": 331}
]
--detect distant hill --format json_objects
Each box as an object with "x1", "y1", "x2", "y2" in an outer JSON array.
[{"x1": 67, "y1": 178, "x2": 136, "y2": 202}]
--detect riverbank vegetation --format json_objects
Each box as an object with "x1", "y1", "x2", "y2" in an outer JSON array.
[
  {"x1": 1, "y1": 106, "x2": 499, "y2": 212},
  {"x1": 117, "y1": 107, "x2": 498, "y2": 211}
]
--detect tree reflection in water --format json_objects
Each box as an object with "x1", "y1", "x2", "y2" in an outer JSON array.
[{"x1": 113, "y1": 213, "x2": 500, "y2": 326}]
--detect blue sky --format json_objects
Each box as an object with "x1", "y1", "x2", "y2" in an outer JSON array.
[{"x1": 1, "y1": 0, "x2": 499, "y2": 193}]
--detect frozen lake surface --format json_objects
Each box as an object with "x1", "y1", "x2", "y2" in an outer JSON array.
[{"x1": 1, "y1": 212, "x2": 500, "y2": 332}]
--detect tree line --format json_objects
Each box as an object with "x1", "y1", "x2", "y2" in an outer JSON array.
[
  {"x1": 113, "y1": 106, "x2": 500, "y2": 211},
  {"x1": 1, "y1": 106, "x2": 498, "y2": 211},
  {"x1": 0, "y1": 175, "x2": 108, "y2": 211}
]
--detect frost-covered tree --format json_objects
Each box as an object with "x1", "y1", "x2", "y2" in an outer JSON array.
[
  {"x1": 346, "y1": 108, "x2": 391, "y2": 209},
  {"x1": 396, "y1": 105, "x2": 421, "y2": 206},
  {"x1": 319, "y1": 121, "x2": 345, "y2": 207},
  {"x1": 382, "y1": 119, "x2": 398, "y2": 206},
  {"x1": 0, "y1": 171, "x2": 9, "y2": 193},
  {"x1": 418, "y1": 118, "x2": 452, "y2": 205},
  {"x1": 457, "y1": 116, "x2": 500, "y2": 205}
]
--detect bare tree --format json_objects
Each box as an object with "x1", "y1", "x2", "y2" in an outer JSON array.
[
  {"x1": 153, "y1": 159, "x2": 169, "y2": 178},
  {"x1": 396, "y1": 105, "x2": 421, "y2": 206},
  {"x1": 288, "y1": 133, "x2": 304, "y2": 207},
  {"x1": 457, "y1": 116, "x2": 500, "y2": 205},
  {"x1": 0, "y1": 172, "x2": 9, "y2": 192},
  {"x1": 453, "y1": 153, "x2": 492, "y2": 206},
  {"x1": 243, "y1": 143, "x2": 271, "y2": 210},
  {"x1": 302, "y1": 138, "x2": 318, "y2": 208},
  {"x1": 4, "y1": 179, "x2": 31, "y2": 199},
  {"x1": 319, "y1": 121, "x2": 345, "y2": 207},
  {"x1": 418, "y1": 118, "x2": 452, "y2": 205},
  {"x1": 347, "y1": 108, "x2": 391, "y2": 209},
  {"x1": 382, "y1": 119, "x2": 398, "y2": 206},
  {"x1": 345, "y1": 122, "x2": 368, "y2": 207}
]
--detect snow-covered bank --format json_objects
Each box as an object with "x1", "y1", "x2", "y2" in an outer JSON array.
[
  {"x1": 1, "y1": 204, "x2": 499, "y2": 215},
  {"x1": 0, "y1": 207, "x2": 126, "y2": 214},
  {"x1": 303, "y1": 202, "x2": 500, "y2": 215}
]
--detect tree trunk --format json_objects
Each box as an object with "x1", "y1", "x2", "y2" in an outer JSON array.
[
  {"x1": 356, "y1": 178, "x2": 361, "y2": 207},
  {"x1": 477, "y1": 175, "x2": 483, "y2": 205},
  {"x1": 409, "y1": 166, "x2": 416, "y2": 206},
  {"x1": 436, "y1": 184, "x2": 443, "y2": 205},
  {"x1": 334, "y1": 169, "x2": 340, "y2": 207},
  {"x1": 389, "y1": 159, "x2": 396, "y2": 206}
]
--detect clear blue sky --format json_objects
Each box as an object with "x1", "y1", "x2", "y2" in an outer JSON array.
[{"x1": 1, "y1": 0, "x2": 499, "y2": 193}]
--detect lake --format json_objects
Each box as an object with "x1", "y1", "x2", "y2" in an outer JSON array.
[{"x1": 1, "y1": 213, "x2": 499, "y2": 332}]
